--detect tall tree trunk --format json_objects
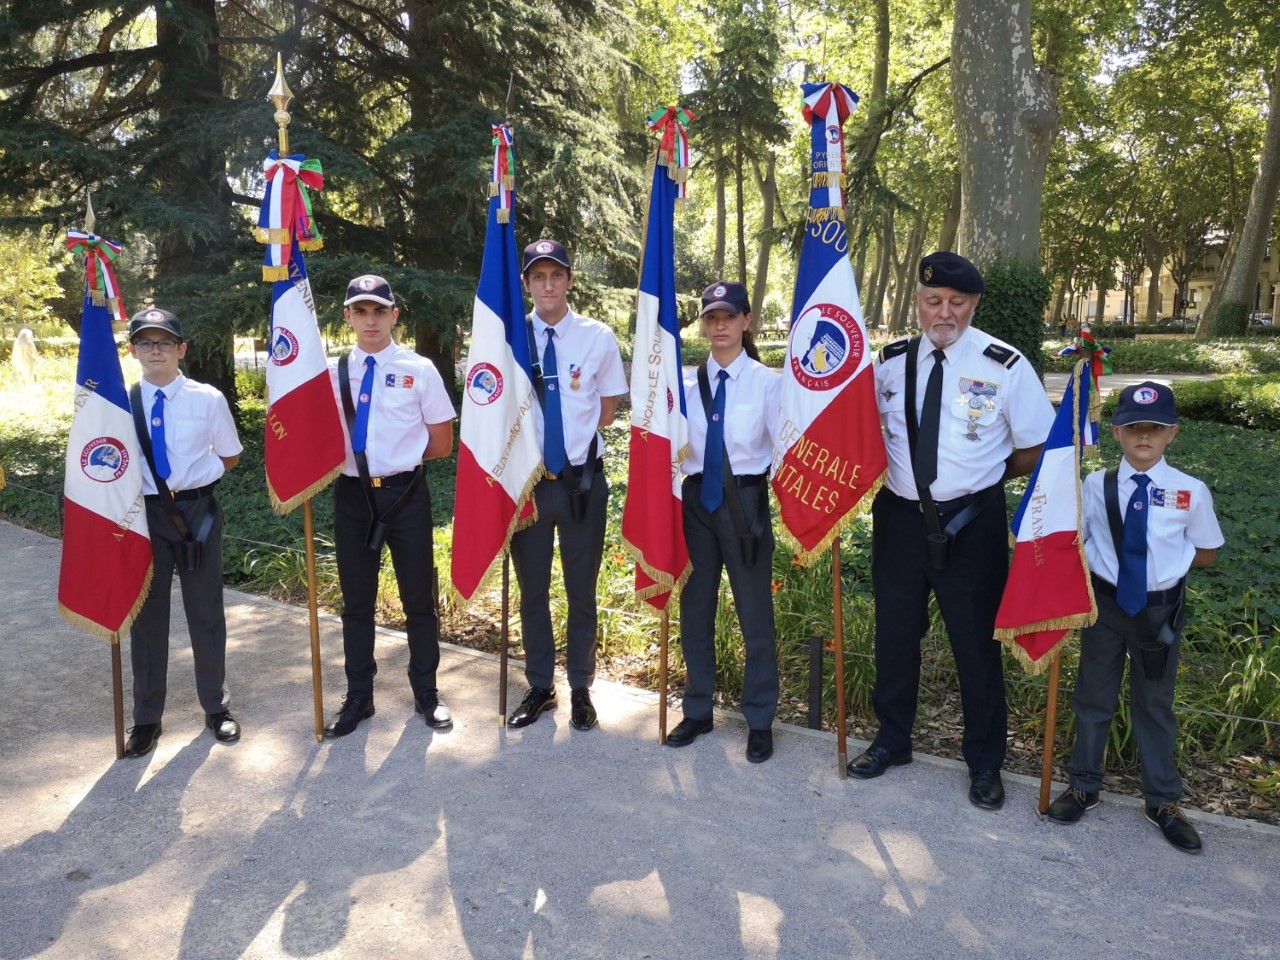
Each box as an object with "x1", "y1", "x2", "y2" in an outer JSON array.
[
  {"x1": 890, "y1": 215, "x2": 924, "y2": 332},
  {"x1": 1050, "y1": 279, "x2": 1067, "y2": 327},
  {"x1": 951, "y1": 0, "x2": 1058, "y2": 264},
  {"x1": 713, "y1": 142, "x2": 727, "y2": 278},
  {"x1": 937, "y1": 171, "x2": 962, "y2": 252},
  {"x1": 751, "y1": 153, "x2": 777, "y2": 326},
  {"x1": 153, "y1": 0, "x2": 236, "y2": 405},
  {"x1": 1142, "y1": 237, "x2": 1164, "y2": 324},
  {"x1": 866, "y1": 210, "x2": 894, "y2": 329},
  {"x1": 853, "y1": 209, "x2": 873, "y2": 291},
  {"x1": 1201, "y1": 46, "x2": 1280, "y2": 337},
  {"x1": 735, "y1": 129, "x2": 747, "y2": 286}
]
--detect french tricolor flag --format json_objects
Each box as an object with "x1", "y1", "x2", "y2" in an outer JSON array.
[
  {"x1": 450, "y1": 122, "x2": 542, "y2": 602},
  {"x1": 58, "y1": 286, "x2": 153, "y2": 642},
  {"x1": 621, "y1": 111, "x2": 693, "y2": 611},
  {"x1": 771, "y1": 83, "x2": 886, "y2": 563},
  {"x1": 995, "y1": 359, "x2": 1098, "y2": 672}
]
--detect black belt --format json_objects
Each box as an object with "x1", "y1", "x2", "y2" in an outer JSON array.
[
  {"x1": 545, "y1": 457, "x2": 604, "y2": 481},
  {"x1": 689, "y1": 472, "x2": 768, "y2": 488},
  {"x1": 147, "y1": 481, "x2": 218, "y2": 502},
  {"x1": 341, "y1": 470, "x2": 418, "y2": 490},
  {"x1": 1092, "y1": 574, "x2": 1185, "y2": 608},
  {"x1": 885, "y1": 485, "x2": 998, "y2": 515}
]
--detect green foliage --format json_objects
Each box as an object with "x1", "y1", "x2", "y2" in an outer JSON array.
[
  {"x1": 1043, "y1": 337, "x2": 1280, "y2": 374},
  {"x1": 1214, "y1": 301, "x2": 1251, "y2": 337},
  {"x1": 973, "y1": 259, "x2": 1052, "y2": 376}
]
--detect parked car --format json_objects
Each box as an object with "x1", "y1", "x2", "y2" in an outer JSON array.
[{"x1": 1249, "y1": 312, "x2": 1273, "y2": 326}]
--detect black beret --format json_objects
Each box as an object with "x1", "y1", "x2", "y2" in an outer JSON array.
[{"x1": 919, "y1": 251, "x2": 984, "y2": 294}]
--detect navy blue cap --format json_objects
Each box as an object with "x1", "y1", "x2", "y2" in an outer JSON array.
[
  {"x1": 919, "y1": 251, "x2": 985, "y2": 294},
  {"x1": 700, "y1": 280, "x2": 751, "y2": 317},
  {"x1": 128, "y1": 308, "x2": 184, "y2": 342},
  {"x1": 344, "y1": 274, "x2": 395, "y2": 307},
  {"x1": 521, "y1": 239, "x2": 572, "y2": 274},
  {"x1": 1112, "y1": 381, "x2": 1178, "y2": 426}
]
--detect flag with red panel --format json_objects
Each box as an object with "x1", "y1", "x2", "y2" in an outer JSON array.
[{"x1": 771, "y1": 83, "x2": 887, "y2": 563}]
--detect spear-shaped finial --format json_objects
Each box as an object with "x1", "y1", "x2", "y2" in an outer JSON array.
[
  {"x1": 84, "y1": 190, "x2": 96, "y2": 235},
  {"x1": 268, "y1": 52, "x2": 294, "y2": 154}
]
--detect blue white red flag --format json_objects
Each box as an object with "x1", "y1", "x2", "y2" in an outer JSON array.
[
  {"x1": 621, "y1": 107, "x2": 694, "y2": 611},
  {"x1": 995, "y1": 359, "x2": 1098, "y2": 672},
  {"x1": 771, "y1": 83, "x2": 887, "y2": 563},
  {"x1": 58, "y1": 235, "x2": 152, "y2": 642},
  {"x1": 451, "y1": 122, "x2": 543, "y2": 602}
]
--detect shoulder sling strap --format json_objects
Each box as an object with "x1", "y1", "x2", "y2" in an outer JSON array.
[
  {"x1": 696, "y1": 363, "x2": 768, "y2": 548},
  {"x1": 129, "y1": 382, "x2": 216, "y2": 543}
]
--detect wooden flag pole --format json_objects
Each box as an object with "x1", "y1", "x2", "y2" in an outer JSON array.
[
  {"x1": 1039, "y1": 654, "x2": 1063, "y2": 813},
  {"x1": 832, "y1": 535, "x2": 848, "y2": 778},
  {"x1": 267, "y1": 55, "x2": 324, "y2": 741},
  {"x1": 111, "y1": 644, "x2": 125, "y2": 759},
  {"x1": 658, "y1": 608, "x2": 669, "y2": 744},
  {"x1": 499, "y1": 554, "x2": 510, "y2": 725}
]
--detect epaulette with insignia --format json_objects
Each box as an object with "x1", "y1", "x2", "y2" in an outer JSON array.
[
  {"x1": 983, "y1": 343, "x2": 1021, "y2": 369},
  {"x1": 879, "y1": 337, "x2": 910, "y2": 363}
]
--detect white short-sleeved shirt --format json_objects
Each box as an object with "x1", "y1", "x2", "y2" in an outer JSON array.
[
  {"x1": 1083, "y1": 457, "x2": 1224, "y2": 590},
  {"x1": 529, "y1": 308, "x2": 628, "y2": 465},
  {"x1": 875, "y1": 326, "x2": 1055, "y2": 501},
  {"x1": 329, "y1": 342, "x2": 456, "y2": 477},
  {"x1": 136, "y1": 375, "x2": 243, "y2": 494},
  {"x1": 681, "y1": 351, "x2": 780, "y2": 476}
]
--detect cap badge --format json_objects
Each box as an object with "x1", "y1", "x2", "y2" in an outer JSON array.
[
  {"x1": 146, "y1": 310, "x2": 164, "y2": 322},
  {"x1": 713, "y1": 284, "x2": 726, "y2": 298},
  {"x1": 923, "y1": 265, "x2": 933, "y2": 282},
  {"x1": 357, "y1": 276, "x2": 377, "y2": 290},
  {"x1": 535, "y1": 241, "x2": 554, "y2": 254},
  {"x1": 1134, "y1": 386, "x2": 1159, "y2": 404}
]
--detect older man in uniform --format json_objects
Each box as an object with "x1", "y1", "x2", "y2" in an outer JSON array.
[
  {"x1": 506, "y1": 239, "x2": 628, "y2": 732},
  {"x1": 849, "y1": 252, "x2": 1055, "y2": 809}
]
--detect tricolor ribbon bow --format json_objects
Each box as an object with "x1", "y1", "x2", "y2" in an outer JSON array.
[
  {"x1": 65, "y1": 229, "x2": 126, "y2": 322},
  {"x1": 255, "y1": 149, "x2": 325, "y2": 281},
  {"x1": 801, "y1": 82, "x2": 860, "y2": 221},
  {"x1": 646, "y1": 105, "x2": 696, "y2": 198},
  {"x1": 490, "y1": 122, "x2": 516, "y2": 224}
]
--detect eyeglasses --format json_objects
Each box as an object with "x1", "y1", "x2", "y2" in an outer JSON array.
[{"x1": 134, "y1": 339, "x2": 180, "y2": 352}]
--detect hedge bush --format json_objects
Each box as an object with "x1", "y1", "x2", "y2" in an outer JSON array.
[
  {"x1": 973, "y1": 259, "x2": 1051, "y2": 377},
  {"x1": 1044, "y1": 337, "x2": 1280, "y2": 374},
  {"x1": 1098, "y1": 374, "x2": 1280, "y2": 430}
]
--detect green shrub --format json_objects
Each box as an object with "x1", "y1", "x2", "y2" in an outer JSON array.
[
  {"x1": 1043, "y1": 337, "x2": 1280, "y2": 374},
  {"x1": 973, "y1": 259, "x2": 1051, "y2": 377},
  {"x1": 1098, "y1": 374, "x2": 1280, "y2": 430}
]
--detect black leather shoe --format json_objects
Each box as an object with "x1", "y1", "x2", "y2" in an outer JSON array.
[
  {"x1": 968, "y1": 769, "x2": 1005, "y2": 810},
  {"x1": 846, "y1": 744, "x2": 913, "y2": 779},
  {"x1": 1146, "y1": 802, "x2": 1202, "y2": 853},
  {"x1": 1047, "y1": 785, "x2": 1098, "y2": 824},
  {"x1": 123, "y1": 723, "x2": 161, "y2": 758},
  {"x1": 414, "y1": 693, "x2": 454, "y2": 730},
  {"x1": 205, "y1": 711, "x2": 241, "y2": 743},
  {"x1": 507, "y1": 686, "x2": 556, "y2": 728},
  {"x1": 746, "y1": 728, "x2": 773, "y2": 764},
  {"x1": 324, "y1": 694, "x2": 374, "y2": 738},
  {"x1": 569, "y1": 688, "x2": 597, "y2": 731},
  {"x1": 666, "y1": 716, "x2": 713, "y2": 747}
]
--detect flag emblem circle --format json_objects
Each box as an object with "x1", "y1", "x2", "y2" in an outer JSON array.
[
  {"x1": 80, "y1": 437, "x2": 129, "y2": 483},
  {"x1": 1134, "y1": 386, "x2": 1159, "y2": 404},
  {"x1": 666, "y1": 387, "x2": 674, "y2": 414},
  {"x1": 535, "y1": 241, "x2": 554, "y2": 254},
  {"x1": 826, "y1": 125, "x2": 840, "y2": 144},
  {"x1": 789, "y1": 302, "x2": 864, "y2": 391},
  {"x1": 465, "y1": 362, "x2": 504, "y2": 406},
  {"x1": 269, "y1": 327, "x2": 300, "y2": 366}
]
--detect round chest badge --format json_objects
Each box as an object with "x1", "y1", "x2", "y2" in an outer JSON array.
[
  {"x1": 788, "y1": 302, "x2": 865, "y2": 391},
  {"x1": 1134, "y1": 386, "x2": 1160, "y2": 404},
  {"x1": 269, "y1": 327, "x2": 299, "y2": 366},
  {"x1": 466, "y1": 362, "x2": 504, "y2": 405},
  {"x1": 80, "y1": 437, "x2": 129, "y2": 483}
]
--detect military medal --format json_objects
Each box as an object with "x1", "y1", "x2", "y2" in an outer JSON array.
[{"x1": 569, "y1": 363, "x2": 582, "y2": 391}]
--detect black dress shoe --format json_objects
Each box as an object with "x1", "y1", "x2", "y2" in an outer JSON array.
[
  {"x1": 123, "y1": 723, "x2": 161, "y2": 758},
  {"x1": 746, "y1": 728, "x2": 773, "y2": 764},
  {"x1": 507, "y1": 686, "x2": 556, "y2": 728},
  {"x1": 205, "y1": 711, "x2": 241, "y2": 743},
  {"x1": 1146, "y1": 802, "x2": 1202, "y2": 853},
  {"x1": 968, "y1": 769, "x2": 1005, "y2": 810},
  {"x1": 324, "y1": 694, "x2": 374, "y2": 738},
  {"x1": 569, "y1": 688, "x2": 597, "y2": 731},
  {"x1": 846, "y1": 744, "x2": 912, "y2": 779},
  {"x1": 666, "y1": 716, "x2": 713, "y2": 747},
  {"x1": 415, "y1": 694, "x2": 454, "y2": 730},
  {"x1": 1046, "y1": 785, "x2": 1098, "y2": 824}
]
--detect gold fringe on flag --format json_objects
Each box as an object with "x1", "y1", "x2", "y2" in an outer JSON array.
[
  {"x1": 489, "y1": 182, "x2": 500, "y2": 197},
  {"x1": 254, "y1": 226, "x2": 291, "y2": 245},
  {"x1": 671, "y1": 166, "x2": 691, "y2": 183},
  {"x1": 502, "y1": 174, "x2": 513, "y2": 190},
  {"x1": 58, "y1": 561, "x2": 154, "y2": 646},
  {"x1": 262, "y1": 264, "x2": 290, "y2": 282},
  {"x1": 297, "y1": 238, "x2": 323, "y2": 252},
  {"x1": 806, "y1": 207, "x2": 846, "y2": 224},
  {"x1": 269, "y1": 464, "x2": 343, "y2": 515},
  {"x1": 496, "y1": 208, "x2": 511, "y2": 224},
  {"x1": 810, "y1": 172, "x2": 845, "y2": 189},
  {"x1": 777, "y1": 472, "x2": 885, "y2": 567},
  {"x1": 90, "y1": 289, "x2": 106, "y2": 307},
  {"x1": 445, "y1": 462, "x2": 544, "y2": 607}
]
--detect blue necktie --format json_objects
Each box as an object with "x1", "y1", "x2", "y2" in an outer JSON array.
[
  {"x1": 1116, "y1": 473, "x2": 1151, "y2": 615},
  {"x1": 542, "y1": 328, "x2": 567, "y2": 476},
  {"x1": 352, "y1": 355, "x2": 376, "y2": 454},
  {"x1": 150, "y1": 389, "x2": 172, "y2": 480},
  {"x1": 700, "y1": 370, "x2": 729, "y2": 513}
]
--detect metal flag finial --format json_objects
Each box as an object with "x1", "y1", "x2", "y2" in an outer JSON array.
[
  {"x1": 84, "y1": 190, "x2": 96, "y2": 235},
  {"x1": 268, "y1": 52, "x2": 294, "y2": 154}
]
